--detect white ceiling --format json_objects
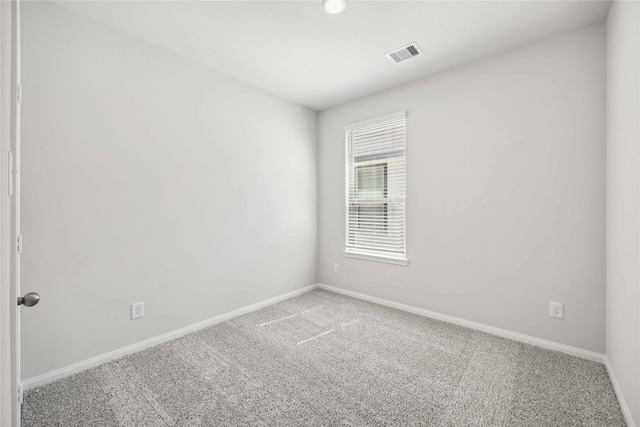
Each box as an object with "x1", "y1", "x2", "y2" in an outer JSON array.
[{"x1": 55, "y1": 0, "x2": 611, "y2": 111}]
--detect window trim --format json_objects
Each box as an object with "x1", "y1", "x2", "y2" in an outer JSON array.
[
  {"x1": 344, "y1": 111, "x2": 408, "y2": 265},
  {"x1": 343, "y1": 249, "x2": 409, "y2": 266}
]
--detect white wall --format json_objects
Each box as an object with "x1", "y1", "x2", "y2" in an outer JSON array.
[
  {"x1": 319, "y1": 24, "x2": 606, "y2": 353},
  {"x1": 606, "y1": 1, "x2": 640, "y2": 424},
  {"x1": 20, "y1": 1, "x2": 317, "y2": 379}
]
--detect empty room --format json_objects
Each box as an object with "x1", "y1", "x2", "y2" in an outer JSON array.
[{"x1": 0, "y1": 0, "x2": 639, "y2": 425}]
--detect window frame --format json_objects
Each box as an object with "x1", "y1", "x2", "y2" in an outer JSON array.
[{"x1": 343, "y1": 112, "x2": 408, "y2": 266}]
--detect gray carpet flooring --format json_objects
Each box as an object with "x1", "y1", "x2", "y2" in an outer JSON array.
[{"x1": 23, "y1": 289, "x2": 626, "y2": 426}]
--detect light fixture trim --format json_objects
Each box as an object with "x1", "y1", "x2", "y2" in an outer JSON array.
[{"x1": 323, "y1": 0, "x2": 347, "y2": 14}]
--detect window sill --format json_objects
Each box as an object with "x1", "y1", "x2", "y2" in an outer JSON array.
[{"x1": 343, "y1": 250, "x2": 409, "y2": 266}]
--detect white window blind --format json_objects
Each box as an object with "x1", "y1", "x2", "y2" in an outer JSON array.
[{"x1": 344, "y1": 112, "x2": 407, "y2": 264}]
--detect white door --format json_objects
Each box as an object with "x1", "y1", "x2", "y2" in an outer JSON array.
[
  {"x1": 0, "y1": 1, "x2": 21, "y2": 425},
  {"x1": 10, "y1": 2, "x2": 39, "y2": 426},
  {"x1": 11, "y1": 0, "x2": 22, "y2": 422},
  {"x1": 9, "y1": 0, "x2": 23, "y2": 425}
]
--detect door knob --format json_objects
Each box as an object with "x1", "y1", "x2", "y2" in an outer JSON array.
[{"x1": 18, "y1": 292, "x2": 40, "y2": 307}]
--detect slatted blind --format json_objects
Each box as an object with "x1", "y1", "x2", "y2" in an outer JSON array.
[{"x1": 345, "y1": 112, "x2": 406, "y2": 259}]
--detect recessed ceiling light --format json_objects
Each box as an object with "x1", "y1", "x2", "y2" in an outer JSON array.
[{"x1": 323, "y1": 0, "x2": 347, "y2": 15}]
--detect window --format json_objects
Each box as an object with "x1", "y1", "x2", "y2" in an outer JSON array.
[{"x1": 344, "y1": 112, "x2": 407, "y2": 265}]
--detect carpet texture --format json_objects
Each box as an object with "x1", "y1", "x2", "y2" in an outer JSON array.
[{"x1": 23, "y1": 289, "x2": 626, "y2": 426}]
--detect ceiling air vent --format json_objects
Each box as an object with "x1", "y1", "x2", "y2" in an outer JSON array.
[{"x1": 386, "y1": 43, "x2": 423, "y2": 64}]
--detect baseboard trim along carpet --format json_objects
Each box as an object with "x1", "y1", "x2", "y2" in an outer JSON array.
[
  {"x1": 604, "y1": 356, "x2": 637, "y2": 427},
  {"x1": 25, "y1": 282, "x2": 632, "y2": 424},
  {"x1": 316, "y1": 284, "x2": 640, "y2": 425},
  {"x1": 317, "y1": 284, "x2": 605, "y2": 364},
  {"x1": 21, "y1": 284, "x2": 318, "y2": 391},
  {"x1": 23, "y1": 288, "x2": 627, "y2": 427}
]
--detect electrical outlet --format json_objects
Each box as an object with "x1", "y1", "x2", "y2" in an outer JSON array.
[
  {"x1": 549, "y1": 302, "x2": 563, "y2": 319},
  {"x1": 131, "y1": 302, "x2": 144, "y2": 319},
  {"x1": 334, "y1": 264, "x2": 340, "y2": 273}
]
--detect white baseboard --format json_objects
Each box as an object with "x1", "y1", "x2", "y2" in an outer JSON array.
[
  {"x1": 22, "y1": 283, "x2": 612, "y2": 390},
  {"x1": 317, "y1": 283, "x2": 605, "y2": 363},
  {"x1": 24, "y1": 282, "x2": 632, "y2": 424},
  {"x1": 22, "y1": 284, "x2": 318, "y2": 391},
  {"x1": 604, "y1": 356, "x2": 636, "y2": 427}
]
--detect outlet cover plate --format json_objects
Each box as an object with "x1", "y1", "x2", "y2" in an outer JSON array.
[
  {"x1": 131, "y1": 302, "x2": 144, "y2": 319},
  {"x1": 549, "y1": 302, "x2": 563, "y2": 319}
]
